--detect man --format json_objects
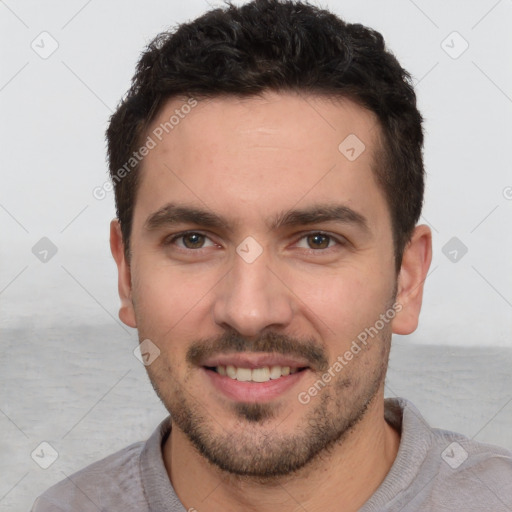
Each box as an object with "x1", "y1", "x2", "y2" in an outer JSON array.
[{"x1": 32, "y1": 0, "x2": 512, "y2": 510}]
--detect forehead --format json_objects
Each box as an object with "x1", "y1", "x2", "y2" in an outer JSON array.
[{"x1": 134, "y1": 92, "x2": 388, "y2": 232}]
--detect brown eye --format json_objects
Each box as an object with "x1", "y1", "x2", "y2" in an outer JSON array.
[
  {"x1": 181, "y1": 233, "x2": 206, "y2": 249},
  {"x1": 165, "y1": 231, "x2": 217, "y2": 251},
  {"x1": 306, "y1": 233, "x2": 331, "y2": 249}
]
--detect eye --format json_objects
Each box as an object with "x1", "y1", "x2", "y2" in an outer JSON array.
[
  {"x1": 168, "y1": 232, "x2": 217, "y2": 250},
  {"x1": 296, "y1": 232, "x2": 340, "y2": 250}
]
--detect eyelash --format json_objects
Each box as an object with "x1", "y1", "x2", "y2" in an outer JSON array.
[
  {"x1": 164, "y1": 231, "x2": 219, "y2": 250},
  {"x1": 163, "y1": 230, "x2": 347, "y2": 252}
]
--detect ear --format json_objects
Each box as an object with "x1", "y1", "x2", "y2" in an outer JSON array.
[
  {"x1": 392, "y1": 224, "x2": 432, "y2": 335},
  {"x1": 110, "y1": 219, "x2": 137, "y2": 328}
]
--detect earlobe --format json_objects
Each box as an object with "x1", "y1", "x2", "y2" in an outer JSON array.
[
  {"x1": 109, "y1": 219, "x2": 137, "y2": 328},
  {"x1": 392, "y1": 225, "x2": 432, "y2": 335}
]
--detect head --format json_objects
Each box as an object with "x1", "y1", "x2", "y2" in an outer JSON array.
[{"x1": 108, "y1": 0, "x2": 431, "y2": 478}]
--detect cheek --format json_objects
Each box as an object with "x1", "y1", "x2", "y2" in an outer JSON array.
[
  {"x1": 131, "y1": 261, "x2": 217, "y2": 338},
  {"x1": 290, "y1": 268, "x2": 393, "y2": 346},
  {"x1": 131, "y1": 268, "x2": 206, "y2": 383}
]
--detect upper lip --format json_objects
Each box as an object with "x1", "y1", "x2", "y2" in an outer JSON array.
[{"x1": 201, "y1": 353, "x2": 311, "y2": 370}]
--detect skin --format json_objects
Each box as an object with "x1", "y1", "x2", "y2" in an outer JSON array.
[{"x1": 110, "y1": 92, "x2": 432, "y2": 512}]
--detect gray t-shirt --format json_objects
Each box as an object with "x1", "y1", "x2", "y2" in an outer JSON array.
[{"x1": 31, "y1": 398, "x2": 512, "y2": 511}]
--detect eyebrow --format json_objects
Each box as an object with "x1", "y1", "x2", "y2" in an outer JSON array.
[
  {"x1": 269, "y1": 205, "x2": 369, "y2": 232},
  {"x1": 144, "y1": 203, "x2": 369, "y2": 233},
  {"x1": 144, "y1": 204, "x2": 234, "y2": 232}
]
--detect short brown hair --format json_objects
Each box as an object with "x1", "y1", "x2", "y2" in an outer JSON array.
[{"x1": 106, "y1": 0, "x2": 424, "y2": 270}]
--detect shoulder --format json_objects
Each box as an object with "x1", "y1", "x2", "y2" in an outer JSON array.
[
  {"x1": 400, "y1": 398, "x2": 512, "y2": 509},
  {"x1": 424, "y1": 429, "x2": 512, "y2": 510},
  {"x1": 31, "y1": 441, "x2": 147, "y2": 512},
  {"x1": 430, "y1": 425, "x2": 512, "y2": 484}
]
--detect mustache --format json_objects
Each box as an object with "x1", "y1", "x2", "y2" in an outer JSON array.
[{"x1": 186, "y1": 330, "x2": 329, "y2": 372}]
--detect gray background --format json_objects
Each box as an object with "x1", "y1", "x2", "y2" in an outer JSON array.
[{"x1": 1, "y1": 0, "x2": 511, "y2": 510}]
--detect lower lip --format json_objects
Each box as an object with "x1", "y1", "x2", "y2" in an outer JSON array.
[{"x1": 203, "y1": 368, "x2": 307, "y2": 402}]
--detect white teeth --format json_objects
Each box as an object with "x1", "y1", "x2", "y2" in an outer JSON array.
[
  {"x1": 236, "y1": 367, "x2": 252, "y2": 382},
  {"x1": 226, "y1": 365, "x2": 237, "y2": 379},
  {"x1": 269, "y1": 365, "x2": 282, "y2": 379},
  {"x1": 252, "y1": 367, "x2": 270, "y2": 382},
  {"x1": 214, "y1": 365, "x2": 301, "y2": 382}
]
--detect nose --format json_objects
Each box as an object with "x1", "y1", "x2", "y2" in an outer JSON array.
[{"x1": 212, "y1": 248, "x2": 294, "y2": 337}]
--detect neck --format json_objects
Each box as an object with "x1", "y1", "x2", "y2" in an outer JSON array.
[{"x1": 164, "y1": 394, "x2": 400, "y2": 512}]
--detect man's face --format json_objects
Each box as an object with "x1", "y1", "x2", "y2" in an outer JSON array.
[{"x1": 119, "y1": 92, "x2": 401, "y2": 476}]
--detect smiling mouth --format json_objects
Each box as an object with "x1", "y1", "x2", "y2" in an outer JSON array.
[{"x1": 204, "y1": 365, "x2": 308, "y2": 383}]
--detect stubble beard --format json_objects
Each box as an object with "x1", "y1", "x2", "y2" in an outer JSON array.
[{"x1": 146, "y1": 328, "x2": 391, "y2": 479}]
